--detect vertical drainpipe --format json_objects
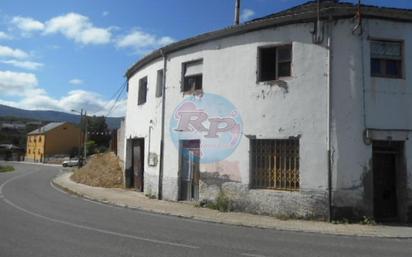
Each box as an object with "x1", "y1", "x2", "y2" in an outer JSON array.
[
  {"x1": 327, "y1": 17, "x2": 333, "y2": 222},
  {"x1": 158, "y1": 49, "x2": 167, "y2": 200}
]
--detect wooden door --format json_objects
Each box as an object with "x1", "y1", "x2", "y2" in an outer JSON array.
[
  {"x1": 373, "y1": 150, "x2": 398, "y2": 221},
  {"x1": 132, "y1": 139, "x2": 144, "y2": 192}
]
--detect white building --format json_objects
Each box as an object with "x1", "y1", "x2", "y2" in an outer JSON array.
[{"x1": 124, "y1": 1, "x2": 412, "y2": 222}]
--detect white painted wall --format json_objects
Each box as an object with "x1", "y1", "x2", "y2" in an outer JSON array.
[
  {"x1": 125, "y1": 17, "x2": 412, "y2": 219},
  {"x1": 331, "y1": 18, "x2": 412, "y2": 218}
]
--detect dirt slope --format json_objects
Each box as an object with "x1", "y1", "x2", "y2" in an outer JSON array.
[{"x1": 71, "y1": 152, "x2": 123, "y2": 188}]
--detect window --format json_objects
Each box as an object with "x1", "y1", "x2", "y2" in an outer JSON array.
[
  {"x1": 28, "y1": 149, "x2": 31, "y2": 154},
  {"x1": 182, "y1": 59, "x2": 203, "y2": 92},
  {"x1": 258, "y1": 45, "x2": 292, "y2": 82},
  {"x1": 250, "y1": 138, "x2": 299, "y2": 191},
  {"x1": 370, "y1": 40, "x2": 403, "y2": 78},
  {"x1": 39, "y1": 136, "x2": 41, "y2": 142},
  {"x1": 156, "y1": 69, "x2": 164, "y2": 97},
  {"x1": 138, "y1": 76, "x2": 148, "y2": 105}
]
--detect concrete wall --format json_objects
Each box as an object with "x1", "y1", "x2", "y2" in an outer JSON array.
[
  {"x1": 117, "y1": 119, "x2": 125, "y2": 162},
  {"x1": 330, "y1": 18, "x2": 412, "y2": 221}
]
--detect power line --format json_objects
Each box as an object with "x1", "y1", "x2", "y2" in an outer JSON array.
[{"x1": 105, "y1": 80, "x2": 127, "y2": 117}]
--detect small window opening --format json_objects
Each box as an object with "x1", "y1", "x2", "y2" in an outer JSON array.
[
  {"x1": 182, "y1": 60, "x2": 203, "y2": 93},
  {"x1": 258, "y1": 45, "x2": 292, "y2": 82},
  {"x1": 156, "y1": 69, "x2": 164, "y2": 98},
  {"x1": 370, "y1": 40, "x2": 403, "y2": 78},
  {"x1": 138, "y1": 76, "x2": 148, "y2": 105}
]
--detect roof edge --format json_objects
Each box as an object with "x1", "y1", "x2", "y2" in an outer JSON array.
[{"x1": 126, "y1": 3, "x2": 412, "y2": 79}]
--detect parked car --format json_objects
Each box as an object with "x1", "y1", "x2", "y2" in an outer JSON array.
[{"x1": 62, "y1": 159, "x2": 79, "y2": 167}]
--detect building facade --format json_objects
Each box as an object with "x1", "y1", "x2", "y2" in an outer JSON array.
[
  {"x1": 124, "y1": 1, "x2": 412, "y2": 222},
  {"x1": 26, "y1": 122, "x2": 81, "y2": 162}
]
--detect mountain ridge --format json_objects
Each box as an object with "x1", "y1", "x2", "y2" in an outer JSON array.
[{"x1": 0, "y1": 104, "x2": 122, "y2": 129}]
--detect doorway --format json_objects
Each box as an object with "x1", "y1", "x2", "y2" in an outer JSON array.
[
  {"x1": 132, "y1": 138, "x2": 145, "y2": 192},
  {"x1": 179, "y1": 140, "x2": 200, "y2": 201},
  {"x1": 372, "y1": 141, "x2": 404, "y2": 222}
]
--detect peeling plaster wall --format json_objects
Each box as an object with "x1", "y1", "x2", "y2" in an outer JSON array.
[
  {"x1": 124, "y1": 58, "x2": 164, "y2": 194},
  {"x1": 126, "y1": 22, "x2": 330, "y2": 218},
  {"x1": 331, "y1": 18, "x2": 412, "y2": 220}
]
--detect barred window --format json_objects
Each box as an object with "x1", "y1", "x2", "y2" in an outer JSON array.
[
  {"x1": 250, "y1": 138, "x2": 299, "y2": 190},
  {"x1": 370, "y1": 40, "x2": 403, "y2": 78}
]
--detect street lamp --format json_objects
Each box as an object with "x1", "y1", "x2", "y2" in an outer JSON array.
[{"x1": 72, "y1": 109, "x2": 87, "y2": 167}]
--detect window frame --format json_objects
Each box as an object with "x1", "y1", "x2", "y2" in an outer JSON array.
[
  {"x1": 181, "y1": 59, "x2": 203, "y2": 94},
  {"x1": 137, "y1": 76, "x2": 148, "y2": 105},
  {"x1": 249, "y1": 138, "x2": 300, "y2": 191},
  {"x1": 257, "y1": 44, "x2": 292, "y2": 82},
  {"x1": 155, "y1": 69, "x2": 164, "y2": 98},
  {"x1": 369, "y1": 38, "x2": 404, "y2": 79}
]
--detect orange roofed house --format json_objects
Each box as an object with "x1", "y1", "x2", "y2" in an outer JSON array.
[{"x1": 26, "y1": 122, "x2": 81, "y2": 162}]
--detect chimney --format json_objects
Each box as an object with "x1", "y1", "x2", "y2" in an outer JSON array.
[{"x1": 234, "y1": 0, "x2": 240, "y2": 25}]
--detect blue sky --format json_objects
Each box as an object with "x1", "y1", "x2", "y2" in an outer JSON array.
[{"x1": 0, "y1": 0, "x2": 411, "y2": 117}]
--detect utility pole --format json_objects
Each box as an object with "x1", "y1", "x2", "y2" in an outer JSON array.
[
  {"x1": 83, "y1": 111, "x2": 88, "y2": 164},
  {"x1": 78, "y1": 109, "x2": 83, "y2": 167}
]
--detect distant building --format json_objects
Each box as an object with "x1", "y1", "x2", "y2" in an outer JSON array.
[{"x1": 26, "y1": 122, "x2": 81, "y2": 162}]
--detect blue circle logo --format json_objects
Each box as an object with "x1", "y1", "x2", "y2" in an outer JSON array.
[{"x1": 169, "y1": 93, "x2": 243, "y2": 163}]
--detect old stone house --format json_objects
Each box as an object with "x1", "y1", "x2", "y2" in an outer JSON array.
[{"x1": 124, "y1": 1, "x2": 412, "y2": 222}]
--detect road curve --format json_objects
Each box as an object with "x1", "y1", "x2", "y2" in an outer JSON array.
[{"x1": 0, "y1": 162, "x2": 411, "y2": 257}]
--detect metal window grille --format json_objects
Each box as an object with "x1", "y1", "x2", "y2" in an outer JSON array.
[{"x1": 250, "y1": 138, "x2": 299, "y2": 191}]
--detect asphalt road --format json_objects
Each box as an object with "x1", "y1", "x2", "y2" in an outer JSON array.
[{"x1": 0, "y1": 162, "x2": 411, "y2": 257}]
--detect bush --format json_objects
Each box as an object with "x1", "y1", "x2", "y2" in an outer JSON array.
[{"x1": 203, "y1": 191, "x2": 233, "y2": 212}]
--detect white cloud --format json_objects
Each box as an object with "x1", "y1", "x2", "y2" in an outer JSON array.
[
  {"x1": 0, "y1": 70, "x2": 38, "y2": 96},
  {"x1": 240, "y1": 8, "x2": 255, "y2": 22},
  {"x1": 116, "y1": 29, "x2": 175, "y2": 54},
  {"x1": 102, "y1": 11, "x2": 109, "y2": 17},
  {"x1": 1, "y1": 59, "x2": 43, "y2": 70},
  {"x1": 11, "y1": 16, "x2": 45, "y2": 32},
  {"x1": 0, "y1": 75, "x2": 126, "y2": 117},
  {"x1": 44, "y1": 13, "x2": 112, "y2": 45},
  {"x1": 69, "y1": 78, "x2": 84, "y2": 85},
  {"x1": 0, "y1": 31, "x2": 12, "y2": 40},
  {"x1": 10, "y1": 13, "x2": 112, "y2": 45},
  {"x1": 0, "y1": 45, "x2": 29, "y2": 59}
]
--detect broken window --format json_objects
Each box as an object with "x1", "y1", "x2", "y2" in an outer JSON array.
[
  {"x1": 250, "y1": 138, "x2": 299, "y2": 191},
  {"x1": 138, "y1": 76, "x2": 147, "y2": 105},
  {"x1": 182, "y1": 59, "x2": 203, "y2": 93},
  {"x1": 258, "y1": 45, "x2": 292, "y2": 82},
  {"x1": 370, "y1": 40, "x2": 403, "y2": 78},
  {"x1": 156, "y1": 69, "x2": 164, "y2": 98}
]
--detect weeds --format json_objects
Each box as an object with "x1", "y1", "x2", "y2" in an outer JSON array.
[{"x1": 0, "y1": 165, "x2": 14, "y2": 173}]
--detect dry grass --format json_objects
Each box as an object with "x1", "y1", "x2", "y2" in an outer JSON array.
[{"x1": 71, "y1": 152, "x2": 123, "y2": 188}]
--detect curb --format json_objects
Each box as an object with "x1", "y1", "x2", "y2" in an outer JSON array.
[{"x1": 52, "y1": 172, "x2": 412, "y2": 239}]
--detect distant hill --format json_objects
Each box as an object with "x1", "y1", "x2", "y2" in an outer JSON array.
[{"x1": 0, "y1": 104, "x2": 123, "y2": 129}]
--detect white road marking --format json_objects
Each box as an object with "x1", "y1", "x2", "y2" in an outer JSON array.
[
  {"x1": 241, "y1": 253, "x2": 269, "y2": 257},
  {"x1": 0, "y1": 170, "x2": 199, "y2": 250}
]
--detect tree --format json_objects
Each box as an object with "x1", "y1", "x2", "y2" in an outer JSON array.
[{"x1": 84, "y1": 115, "x2": 111, "y2": 148}]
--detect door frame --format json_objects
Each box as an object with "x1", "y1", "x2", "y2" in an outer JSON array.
[
  {"x1": 178, "y1": 139, "x2": 200, "y2": 201},
  {"x1": 372, "y1": 140, "x2": 407, "y2": 222},
  {"x1": 132, "y1": 138, "x2": 145, "y2": 192}
]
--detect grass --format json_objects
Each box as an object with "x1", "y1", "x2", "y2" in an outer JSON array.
[{"x1": 0, "y1": 165, "x2": 15, "y2": 173}]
